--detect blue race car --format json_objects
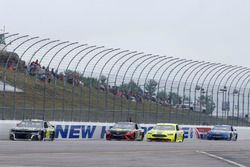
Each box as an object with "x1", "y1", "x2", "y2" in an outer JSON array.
[{"x1": 207, "y1": 125, "x2": 237, "y2": 141}]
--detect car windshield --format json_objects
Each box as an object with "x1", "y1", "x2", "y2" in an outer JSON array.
[
  {"x1": 17, "y1": 121, "x2": 43, "y2": 128},
  {"x1": 113, "y1": 123, "x2": 135, "y2": 129},
  {"x1": 213, "y1": 126, "x2": 231, "y2": 131},
  {"x1": 153, "y1": 125, "x2": 175, "y2": 130}
]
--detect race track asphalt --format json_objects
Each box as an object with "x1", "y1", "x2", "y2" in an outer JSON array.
[{"x1": 0, "y1": 140, "x2": 249, "y2": 167}]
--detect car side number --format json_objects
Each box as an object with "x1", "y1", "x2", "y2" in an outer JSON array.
[{"x1": 135, "y1": 130, "x2": 140, "y2": 139}]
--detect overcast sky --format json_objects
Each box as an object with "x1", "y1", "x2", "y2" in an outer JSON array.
[{"x1": 1, "y1": 0, "x2": 250, "y2": 67}]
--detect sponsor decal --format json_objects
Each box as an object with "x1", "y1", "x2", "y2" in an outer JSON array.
[
  {"x1": 182, "y1": 127, "x2": 191, "y2": 139},
  {"x1": 181, "y1": 127, "x2": 194, "y2": 139},
  {"x1": 55, "y1": 125, "x2": 96, "y2": 139},
  {"x1": 195, "y1": 127, "x2": 211, "y2": 139},
  {"x1": 141, "y1": 126, "x2": 153, "y2": 135}
]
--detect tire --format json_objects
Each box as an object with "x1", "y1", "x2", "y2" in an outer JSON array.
[
  {"x1": 140, "y1": 134, "x2": 144, "y2": 141},
  {"x1": 133, "y1": 132, "x2": 136, "y2": 140},
  {"x1": 9, "y1": 135, "x2": 14, "y2": 141},
  {"x1": 174, "y1": 134, "x2": 177, "y2": 142},
  {"x1": 40, "y1": 131, "x2": 44, "y2": 141},
  {"x1": 50, "y1": 132, "x2": 55, "y2": 141},
  {"x1": 146, "y1": 138, "x2": 152, "y2": 142},
  {"x1": 181, "y1": 134, "x2": 184, "y2": 142},
  {"x1": 228, "y1": 134, "x2": 232, "y2": 141}
]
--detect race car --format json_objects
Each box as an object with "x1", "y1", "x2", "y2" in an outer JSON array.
[
  {"x1": 106, "y1": 122, "x2": 144, "y2": 141},
  {"x1": 207, "y1": 125, "x2": 238, "y2": 141},
  {"x1": 9, "y1": 119, "x2": 55, "y2": 141},
  {"x1": 146, "y1": 123, "x2": 184, "y2": 142}
]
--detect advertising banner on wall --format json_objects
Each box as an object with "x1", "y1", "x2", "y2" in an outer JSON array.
[{"x1": 1, "y1": 120, "x2": 250, "y2": 140}]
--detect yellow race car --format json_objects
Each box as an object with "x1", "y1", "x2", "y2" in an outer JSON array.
[{"x1": 146, "y1": 123, "x2": 184, "y2": 142}]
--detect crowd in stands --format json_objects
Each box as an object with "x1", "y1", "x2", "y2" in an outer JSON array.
[
  {"x1": 98, "y1": 83, "x2": 171, "y2": 105},
  {"x1": 3, "y1": 58, "x2": 168, "y2": 106},
  {"x1": 0, "y1": 52, "x2": 177, "y2": 108},
  {"x1": 28, "y1": 59, "x2": 55, "y2": 83},
  {"x1": 114, "y1": 89, "x2": 142, "y2": 103},
  {"x1": 26, "y1": 59, "x2": 81, "y2": 86}
]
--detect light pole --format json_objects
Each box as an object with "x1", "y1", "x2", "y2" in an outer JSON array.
[
  {"x1": 194, "y1": 85, "x2": 201, "y2": 112},
  {"x1": 219, "y1": 86, "x2": 227, "y2": 120},
  {"x1": 232, "y1": 89, "x2": 239, "y2": 125},
  {"x1": 199, "y1": 87, "x2": 205, "y2": 112}
]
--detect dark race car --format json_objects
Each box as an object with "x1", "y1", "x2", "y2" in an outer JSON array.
[
  {"x1": 106, "y1": 122, "x2": 144, "y2": 141},
  {"x1": 9, "y1": 119, "x2": 55, "y2": 141},
  {"x1": 207, "y1": 125, "x2": 237, "y2": 141}
]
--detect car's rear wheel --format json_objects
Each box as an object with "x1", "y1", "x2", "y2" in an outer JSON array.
[
  {"x1": 40, "y1": 131, "x2": 44, "y2": 141},
  {"x1": 140, "y1": 134, "x2": 144, "y2": 141},
  {"x1": 50, "y1": 132, "x2": 55, "y2": 141},
  {"x1": 181, "y1": 134, "x2": 184, "y2": 142}
]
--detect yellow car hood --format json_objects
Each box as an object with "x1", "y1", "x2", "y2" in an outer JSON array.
[{"x1": 148, "y1": 130, "x2": 176, "y2": 134}]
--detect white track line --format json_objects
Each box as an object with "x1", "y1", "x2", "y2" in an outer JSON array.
[{"x1": 196, "y1": 151, "x2": 246, "y2": 167}]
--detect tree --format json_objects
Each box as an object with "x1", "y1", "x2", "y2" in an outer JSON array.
[
  {"x1": 99, "y1": 75, "x2": 107, "y2": 85},
  {"x1": 64, "y1": 70, "x2": 80, "y2": 86},
  {"x1": 0, "y1": 51, "x2": 25, "y2": 71},
  {"x1": 0, "y1": 34, "x2": 6, "y2": 45},
  {"x1": 80, "y1": 76, "x2": 99, "y2": 87},
  {"x1": 145, "y1": 79, "x2": 158, "y2": 96},
  {"x1": 156, "y1": 91, "x2": 182, "y2": 105},
  {"x1": 119, "y1": 80, "x2": 143, "y2": 95},
  {"x1": 168, "y1": 92, "x2": 182, "y2": 106},
  {"x1": 198, "y1": 95, "x2": 215, "y2": 114},
  {"x1": 156, "y1": 91, "x2": 168, "y2": 101}
]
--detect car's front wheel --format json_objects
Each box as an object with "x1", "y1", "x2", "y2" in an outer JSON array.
[
  {"x1": 9, "y1": 134, "x2": 14, "y2": 141},
  {"x1": 228, "y1": 133, "x2": 232, "y2": 141},
  {"x1": 146, "y1": 138, "x2": 152, "y2": 142}
]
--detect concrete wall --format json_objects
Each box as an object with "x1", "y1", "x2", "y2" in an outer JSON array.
[{"x1": 1, "y1": 120, "x2": 250, "y2": 140}]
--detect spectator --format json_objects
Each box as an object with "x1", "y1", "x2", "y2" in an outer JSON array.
[{"x1": 38, "y1": 66, "x2": 46, "y2": 81}]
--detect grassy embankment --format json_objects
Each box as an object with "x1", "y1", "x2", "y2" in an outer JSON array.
[{"x1": 0, "y1": 66, "x2": 224, "y2": 124}]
